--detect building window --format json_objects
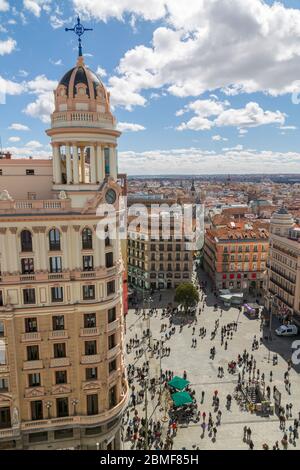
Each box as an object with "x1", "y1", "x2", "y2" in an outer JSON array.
[
  {"x1": 85, "y1": 340, "x2": 97, "y2": 356},
  {"x1": 31, "y1": 401, "x2": 43, "y2": 421},
  {"x1": 106, "y1": 252, "x2": 114, "y2": 269},
  {"x1": 109, "y1": 359, "x2": 117, "y2": 374},
  {"x1": 28, "y1": 373, "x2": 41, "y2": 388},
  {"x1": 0, "y1": 378, "x2": 8, "y2": 392},
  {"x1": 105, "y1": 226, "x2": 111, "y2": 247},
  {"x1": 48, "y1": 229, "x2": 61, "y2": 251},
  {"x1": 0, "y1": 340, "x2": 5, "y2": 365},
  {"x1": 83, "y1": 285, "x2": 95, "y2": 300},
  {"x1": 25, "y1": 318, "x2": 37, "y2": 333},
  {"x1": 108, "y1": 307, "x2": 116, "y2": 324},
  {"x1": 0, "y1": 321, "x2": 4, "y2": 337},
  {"x1": 56, "y1": 397, "x2": 69, "y2": 418},
  {"x1": 26, "y1": 169, "x2": 35, "y2": 176},
  {"x1": 23, "y1": 288, "x2": 36, "y2": 305},
  {"x1": 87, "y1": 394, "x2": 98, "y2": 416},
  {"x1": 86, "y1": 367, "x2": 97, "y2": 381},
  {"x1": 104, "y1": 148, "x2": 110, "y2": 176},
  {"x1": 0, "y1": 291, "x2": 3, "y2": 307},
  {"x1": 108, "y1": 334, "x2": 116, "y2": 351},
  {"x1": 21, "y1": 230, "x2": 33, "y2": 252},
  {"x1": 28, "y1": 432, "x2": 48, "y2": 443},
  {"x1": 82, "y1": 228, "x2": 93, "y2": 250},
  {"x1": 55, "y1": 370, "x2": 67, "y2": 385},
  {"x1": 84, "y1": 313, "x2": 96, "y2": 328},
  {"x1": 51, "y1": 287, "x2": 63, "y2": 303},
  {"x1": 109, "y1": 385, "x2": 117, "y2": 409},
  {"x1": 53, "y1": 343, "x2": 66, "y2": 358},
  {"x1": 21, "y1": 258, "x2": 34, "y2": 274},
  {"x1": 83, "y1": 255, "x2": 94, "y2": 271},
  {"x1": 49, "y1": 256, "x2": 62, "y2": 273},
  {"x1": 27, "y1": 345, "x2": 39, "y2": 361},
  {"x1": 107, "y1": 280, "x2": 115, "y2": 296},
  {"x1": 28, "y1": 192, "x2": 37, "y2": 200},
  {"x1": 52, "y1": 315, "x2": 64, "y2": 331},
  {"x1": 54, "y1": 429, "x2": 73, "y2": 440}
]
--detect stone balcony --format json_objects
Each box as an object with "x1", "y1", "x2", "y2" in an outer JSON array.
[
  {"x1": 23, "y1": 360, "x2": 43, "y2": 371},
  {"x1": 0, "y1": 199, "x2": 72, "y2": 215},
  {"x1": 49, "y1": 330, "x2": 68, "y2": 340},
  {"x1": 81, "y1": 354, "x2": 101, "y2": 365},
  {"x1": 21, "y1": 332, "x2": 41, "y2": 343},
  {"x1": 80, "y1": 327, "x2": 101, "y2": 337},
  {"x1": 107, "y1": 344, "x2": 121, "y2": 360},
  {"x1": 107, "y1": 319, "x2": 120, "y2": 333},
  {"x1": 21, "y1": 383, "x2": 129, "y2": 432},
  {"x1": 50, "y1": 357, "x2": 70, "y2": 368}
]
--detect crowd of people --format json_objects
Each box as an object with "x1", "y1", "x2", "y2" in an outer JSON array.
[{"x1": 123, "y1": 268, "x2": 300, "y2": 451}]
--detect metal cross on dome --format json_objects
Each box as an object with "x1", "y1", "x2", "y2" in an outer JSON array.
[{"x1": 65, "y1": 16, "x2": 93, "y2": 57}]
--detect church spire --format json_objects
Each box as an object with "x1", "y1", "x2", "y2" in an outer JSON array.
[{"x1": 65, "y1": 16, "x2": 93, "y2": 58}]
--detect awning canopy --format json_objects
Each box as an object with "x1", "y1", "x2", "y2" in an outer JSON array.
[
  {"x1": 168, "y1": 376, "x2": 190, "y2": 391},
  {"x1": 171, "y1": 391, "x2": 193, "y2": 407}
]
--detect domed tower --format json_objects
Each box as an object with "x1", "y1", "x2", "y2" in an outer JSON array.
[
  {"x1": 270, "y1": 207, "x2": 294, "y2": 237},
  {"x1": 46, "y1": 56, "x2": 120, "y2": 190}
]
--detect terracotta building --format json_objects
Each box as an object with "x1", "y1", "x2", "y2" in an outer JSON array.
[
  {"x1": 0, "y1": 52, "x2": 128, "y2": 449},
  {"x1": 203, "y1": 219, "x2": 269, "y2": 293}
]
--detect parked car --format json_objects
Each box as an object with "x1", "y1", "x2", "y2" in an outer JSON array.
[{"x1": 275, "y1": 325, "x2": 298, "y2": 337}]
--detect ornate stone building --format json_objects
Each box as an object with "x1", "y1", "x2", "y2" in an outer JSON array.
[{"x1": 0, "y1": 51, "x2": 128, "y2": 449}]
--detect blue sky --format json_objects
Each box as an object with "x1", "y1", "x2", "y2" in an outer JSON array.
[{"x1": 1, "y1": 0, "x2": 300, "y2": 174}]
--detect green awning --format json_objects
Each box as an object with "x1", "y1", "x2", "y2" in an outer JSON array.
[
  {"x1": 171, "y1": 391, "x2": 193, "y2": 407},
  {"x1": 168, "y1": 376, "x2": 190, "y2": 391}
]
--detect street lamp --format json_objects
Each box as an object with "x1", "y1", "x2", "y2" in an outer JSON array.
[
  {"x1": 71, "y1": 398, "x2": 79, "y2": 416},
  {"x1": 46, "y1": 401, "x2": 52, "y2": 419}
]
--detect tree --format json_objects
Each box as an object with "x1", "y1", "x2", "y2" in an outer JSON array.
[{"x1": 174, "y1": 282, "x2": 199, "y2": 313}]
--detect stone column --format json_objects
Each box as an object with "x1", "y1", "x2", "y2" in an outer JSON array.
[
  {"x1": 61, "y1": 226, "x2": 69, "y2": 270},
  {"x1": 73, "y1": 226, "x2": 81, "y2": 270},
  {"x1": 66, "y1": 144, "x2": 72, "y2": 184},
  {"x1": 8, "y1": 228, "x2": 18, "y2": 274},
  {"x1": 73, "y1": 145, "x2": 79, "y2": 184},
  {"x1": 96, "y1": 145, "x2": 103, "y2": 183},
  {"x1": 0, "y1": 229, "x2": 8, "y2": 274},
  {"x1": 110, "y1": 145, "x2": 118, "y2": 180},
  {"x1": 102, "y1": 146, "x2": 106, "y2": 179},
  {"x1": 90, "y1": 145, "x2": 97, "y2": 184},
  {"x1": 52, "y1": 144, "x2": 62, "y2": 184},
  {"x1": 39, "y1": 228, "x2": 47, "y2": 271},
  {"x1": 80, "y1": 147, "x2": 85, "y2": 184}
]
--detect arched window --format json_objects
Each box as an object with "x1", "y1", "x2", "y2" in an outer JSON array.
[
  {"x1": 82, "y1": 228, "x2": 93, "y2": 250},
  {"x1": 49, "y1": 229, "x2": 61, "y2": 251},
  {"x1": 21, "y1": 230, "x2": 32, "y2": 252}
]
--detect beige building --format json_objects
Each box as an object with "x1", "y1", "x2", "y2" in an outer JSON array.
[
  {"x1": 266, "y1": 208, "x2": 300, "y2": 326},
  {"x1": 0, "y1": 53, "x2": 128, "y2": 449},
  {"x1": 127, "y1": 194, "x2": 195, "y2": 292}
]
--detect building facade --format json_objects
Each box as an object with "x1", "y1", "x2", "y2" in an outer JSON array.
[
  {"x1": 265, "y1": 208, "x2": 300, "y2": 325},
  {"x1": 0, "y1": 53, "x2": 128, "y2": 449},
  {"x1": 203, "y1": 220, "x2": 269, "y2": 293}
]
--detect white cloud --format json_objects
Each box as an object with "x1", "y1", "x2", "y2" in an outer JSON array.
[
  {"x1": 0, "y1": 38, "x2": 16, "y2": 55},
  {"x1": 25, "y1": 140, "x2": 43, "y2": 148},
  {"x1": 117, "y1": 122, "x2": 146, "y2": 132},
  {"x1": 23, "y1": 0, "x2": 51, "y2": 17},
  {"x1": 8, "y1": 136, "x2": 21, "y2": 142},
  {"x1": 50, "y1": 58, "x2": 62, "y2": 66},
  {"x1": 23, "y1": 92, "x2": 54, "y2": 123},
  {"x1": 177, "y1": 100, "x2": 286, "y2": 131},
  {"x1": 0, "y1": 0, "x2": 9, "y2": 12},
  {"x1": 212, "y1": 135, "x2": 228, "y2": 142},
  {"x1": 9, "y1": 123, "x2": 30, "y2": 131},
  {"x1": 96, "y1": 66, "x2": 107, "y2": 78},
  {"x1": 0, "y1": 76, "x2": 24, "y2": 96},
  {"x1": 6, "y1": 145, "x2": 51, "y2": 159},
  {"x1": 72, "y1": 0, "x2": 167, "y2": 22},
  {"x1": 26, "y1": 75, "x2": 57, "y2": 94},
  {"x1": 82, "y1": 0, "x2": 300, "y2": 108},
  {"x1": 118, "y1": 147, "x2": 300, "y2": 175},
  {"x1": 18, "y1": 69, "x2": 29, "y2": 77},
  {"x1": 280, "y1": 125, "x2": 297, "y2": 130}
]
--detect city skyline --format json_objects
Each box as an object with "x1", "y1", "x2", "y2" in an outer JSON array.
[{"x1": 1, "y1": 0, "x2": 300, "y2": 174}]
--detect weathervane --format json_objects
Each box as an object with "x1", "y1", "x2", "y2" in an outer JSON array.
[{"x1": 65, "y1": 16, "x2": 93, "y2": 57}]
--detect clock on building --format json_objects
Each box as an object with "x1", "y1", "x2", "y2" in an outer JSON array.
[{"x1": 105, "y1": 188, "x2": 117, "y2": 204}]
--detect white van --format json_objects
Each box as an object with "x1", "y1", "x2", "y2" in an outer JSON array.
[{"x1": 275, "y1": 325, "x2": 298, "y2": 337}]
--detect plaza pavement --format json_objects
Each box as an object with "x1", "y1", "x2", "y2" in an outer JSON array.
[{"x1": 124, "y1": 271, "x2": 300, "y2": 450}]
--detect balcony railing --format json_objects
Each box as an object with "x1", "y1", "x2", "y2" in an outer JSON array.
[
  {"x1": 23, "y1": 360, "x2": 43, "y2": 370},
  {"x1": 81, "y1": 354, "x2": 101, "y2": 365},
  {"x1": 80, "y1": 327, "x2": 100, "y2": 337},
  {"x1": 21, "y1": 332, "x2": 41, "y2": 342},
  {"x1": 49, "y1": 330, "x2": 68, "y2": 340},
  {"x1": 21, "y1": 384, "x2": 128, "y2": 433},
  {"x1": 50, "y1": 357, "x2": 70, "y2": 368}
]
